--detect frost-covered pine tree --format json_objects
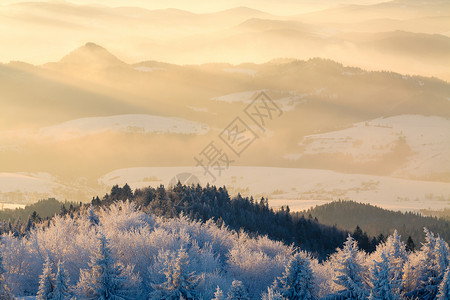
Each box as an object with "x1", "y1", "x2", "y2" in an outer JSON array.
[
  {"x1": 386, "y1": 230, "x2": 407, "y2": 261},
  {"x1": 150, "y1": 248, "x2": 202, "y2": 300},
  {"x1": 274, "y1": 251, "x2": 315, "y2": 300},
  {"x1": 406, "y1": 228, "x2": 449, "y2": 300},
  {"x1": 77, "y1": 232, "x2": 136, "y2": 299},
  {"x1": 437, "y1": 266, "x2": 450, "y2": 300},
  {"x1": 212, "y1": 286, "x2": 225, "y2": 300},
  {"x1": 52, "y1": 260, "x2": 71, "y2": 300},
  {"x1": 227, "y1": 280, "x2": 249, "y2": 300},
  {"x1": 87, "y1": 205, "x2": 100, "y2": 227},
  {"x1": 0, "y1": 246, "x2": 14, "y2": 300},
  {"x1": 418, "y1": 227, "x2": 438, "y2": 283},
  {"x1": 262, "y1": 287, "x2": 285, "y2": 300},
  {"x1": 329, "y1": 235, "x2": 368, "y2": 300},
  {"x1": 434, "y1": 236, "x2": 449, "y2": 276},
  {"x1": 370, "y1": 252, "x2": 398, "y2": 300},
  {"x1": 373, "y1": 230, "x2": 407, "y2": 294},
  {"x1": 37, "y1": 257, "x2": 54, "y2": 300}
]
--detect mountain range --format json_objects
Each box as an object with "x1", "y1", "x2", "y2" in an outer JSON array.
[
  {"x1": 0, "y1": 42, "x2": 449, "y2": 209},
  {"x1": 1, "y1": 0, "x2": 449, "y2": 78},
  {"x1": 0, "y1": 0, "x2": 449, "y2": 210}
]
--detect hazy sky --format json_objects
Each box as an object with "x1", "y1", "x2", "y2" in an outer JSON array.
[
  {"x1": 0, "y1": 0, "x2": 384, "y2": 14},
  {"x1": 1, "y1": 0, "x2": 449, "y2": 205}
]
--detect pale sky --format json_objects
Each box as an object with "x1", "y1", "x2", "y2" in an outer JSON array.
[
  {"x1": 0, "y1": 0, "x2": 384, "y2": 14},
  {"x1": 0, "y1": 0, "x2": 386, "y2": 65}
]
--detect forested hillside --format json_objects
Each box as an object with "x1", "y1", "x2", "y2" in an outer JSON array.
[
  {"x1": 305, "y1": 200, "x2": 450, "y2": 246},
  {"x1": 0, "y1": 198, "x2": 78, "y2": 222},
  {"x1": 92, "y1": 183, "x2": 351, "y2": 259},
  {"x1": 1, "y1": 185, "x2": 382, "y2": 258},
  {"x1": 2, "y1": 195, "x2": 450, "y2": 299},
  {"x1": 0, "y1": 198, "x2": 80, "y2": 238}
]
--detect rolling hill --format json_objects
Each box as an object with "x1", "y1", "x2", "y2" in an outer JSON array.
[
  {"x1": 304, "y1": 200, "x2": 450, "y2": 245},
  {"x1": 0, "y1": 43, "x2": 449, "y2": 207},
  {"x1": 1, "y1": 1, "x2": 449, "y2": 78}
]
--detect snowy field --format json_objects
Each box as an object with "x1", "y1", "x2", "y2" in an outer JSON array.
[
  {"x1": 2, "y1": 165, "x2": 449, "y2": 212},
  {"x1": 293, "y1": 115, "x2": 450, "y2": 178},
  {"x1": 0, "y1": 172, "x2": 63, "y2": 203},
  {"x1": 0, "y1": 172, "x2": 60, "y2": 194},
  {"x1": 211, "y1": 89, "x2": 307, "y2": 112},
  {"x1": 38, "y1": 114, "x2": 210, "y2": 140},
  {"x1": 0, "y1": 203, "x2": 26, "y2": 210},
  {"x1": 99, "y1": 166, "x2": 450, "y2": 212},
  {"x1": 0, "y1": 172, "x2": 92, "y2": 204}
]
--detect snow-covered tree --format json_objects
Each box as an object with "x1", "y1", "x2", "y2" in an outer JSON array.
[
  {"x1": 434, "y1": 236, "x2": 449, "y2": 276},
  {"x1": 437, "y1": 266, "x2": 450, "y2": 300},
  {"x1": 150, "y1": 248, "x2": 202, "y2": 300},
  {"x1": 262, "y1": 287, "x2": 285, "y2": 300},
  {"x1": 370, "y1": 252, "x2": 399, "y2": 300},
  {"x1": 227, "y1": 280, "x2": 249, "y2": 300},
  {"x1": 0, "y1": 246, "x2": 14, "y2": 300},
  {"x1": 400, "y1": 258, "x2": 417, "y2": 293},
  {"x1": 273, "y1": 251, "x2": 316, "y2": 300},
  {"x1": 76, "y1": 232, "x2": 138, "y2": 299},
  {"x1": 372, "y1": 230, "x2": 406, "y2": 294},
  {"x1": 329, "y1": 235, "x2": 368, "y2": 300},
  {"x1": 405, "y1": 228, "x2": 449, "y2": 300},
  {"x1": 87, "y1": 205, "x2": 100, "y2": 227},
  {"x1": 212, "y1": 286, "x2": 225, "y2": 300},
  {"x1": 37, "y1": 257, "x2": 54, "y2": 300},
  {"x1": 52, "y1": 260, "x2": 71, "y2": 300},
  {"x1": 385, "y1": 230, "x2": 407, "y2": 261},
  {"x1": 418, "y1": 227, "x2": 438, "y2": 281}
]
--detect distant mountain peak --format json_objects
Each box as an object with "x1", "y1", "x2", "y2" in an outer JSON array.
[
  {"x1": 83, "y1": 42, "x2": 104, "y2": 50},
  {"x1": 57, "y1": 42, "x2": 126, "y2": 67},
  {"x1": 218, "y1": 6, "x2": 269, "y2": 16}
]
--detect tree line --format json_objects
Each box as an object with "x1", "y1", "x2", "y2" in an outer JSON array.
[{"x1": 2, "y1": 200, "x2": 450, "y2": 299}]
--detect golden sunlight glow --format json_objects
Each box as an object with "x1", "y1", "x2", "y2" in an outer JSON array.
[{"x1": 0, "y1": 0, "x2": 449, "y2": 207}]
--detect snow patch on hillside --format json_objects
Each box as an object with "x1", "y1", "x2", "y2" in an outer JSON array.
[
  {"x1": 99, "y1": 166, "x2": 450, "y2": 212},
  {"x1": 0, "y1": 172, "x2": 60, "y2": 194},
  {"x1": 186, "y1": 105, "x2": 208, "y2": 112},
  {"x1": 0, "y1": 172, "x2": 96, "y2": 204},
  {"x1": 0, "y1": 172, "x2": 63, "y2": 203},
  {"x1": 212, "y1": 90, "x2": 264, "y2": 103},
  {"x1": 295, "y1": 115, "x2": 450, "y2": 178},
  {"x1": 39, "y1": 114, "x2": 209, "y2": 140},
  {"x1": 211, "y1": 90, "x2": 306, "y2": 111}
]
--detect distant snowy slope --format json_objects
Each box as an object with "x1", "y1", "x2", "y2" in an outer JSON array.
[
  {"x1": 99, "y1": 166, "x2": 450, "y2": 212},
  {"x1": 0, "y1": 172, "x2": 60, "y2": 194},
  {"x1": 212, "y1": 90, "x2": 263, "y2": 103},
  {"x1": 295, "y1": 115, "x2": 450, "y2": 179},
  {"x1": 211, "y1": 90, "x2": 306, "y2": 111},
  {"x1": 0, "y1": 172, "x2": 96, "y2": 204},
  {"x1": 39, "y1": 114, "x2": 209, "y2": 140},
  {"x1": 0, "y1": 173, "x2": 63, "y2": 203}
]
